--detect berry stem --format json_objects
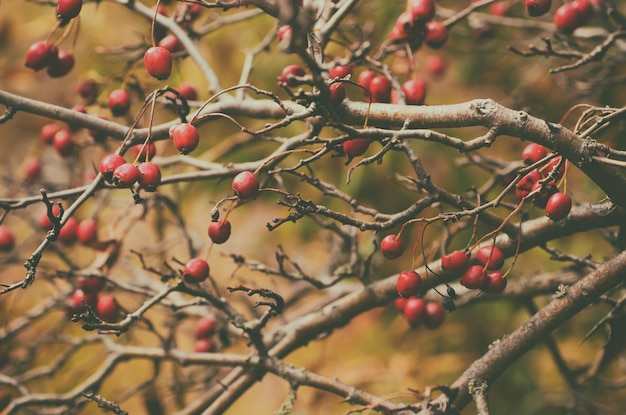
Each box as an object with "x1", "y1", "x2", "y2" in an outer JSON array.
[
  {"x1": 151, "y1": 0, "x2": 163, "y2": 48},
  {"x1": 132, "y1": 93, "x2": 158, "y2": 164}
]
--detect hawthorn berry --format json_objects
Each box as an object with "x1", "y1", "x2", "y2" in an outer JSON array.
[
  {"x1": 554, "y1": 3, "x2": 583, "y2": 33},
  {"x1": 169, "y1": 123, "x2": 200, "y2": 154},
  {"x1": 112, "y1": 163, "x2": 140, "y2": 188},
  {"x1": 401, "y1": 79, "x2": 426, "y2": 105},
  {"x1": 137, "y1": 162, "x2": 161, "y2": 192},
  {"x1": 108, "y1": 89, "x2": 131, "y2": 116},
  {"x1": 195, "y1": 317, "x2": 218, "y2": 339},
  {"x1": 144, "y1": 46, "x2": 173, "y2": 80},
  {"x1": 515, "y1": 170, "x2": 541, "y2": 199},
  {"x1": 403, "y1": 297, "x2": 426, "y2": 327},
  {"x1": 77, "y1": 276, "x2": 105, "y2": 294},
  {"x1": 489, "y1": 1, "x2": 507, "y2": 16},
  {"x1": 41, "y1": 123, "x2": 60, "y2": 144},
  {"x1": 183, "y1": 258, "x2": 210, "y2": 283},
  {"x1": 426, "y1": 55, "x2": 446, "y2": 77},
  {"x1": 278, "y1": 65, "x2": 305, "y2": 87},
  {"x1": 441, "y1": 250, "x2": 469, "y2": 273},
  {"x1": 460, "y1": 265, "x2": 487, "y2": 290},
  {"x1": 525, "y1": 0, "x2": 551, "y2": 17},
  {"x1": 476, "y1": 245, "x2": 504, "y2": 270},
  {"x1": 77, "y1": 218, "x2": 98, "y2": 244},
  {"x1": 70, "y1": 288, "x2": 97, "y2": 311},
  {"x1": 343, "y1": 138, "x2": 370, "y2": 158},
  {"x1": 194, "y1": 338, "x2": 216, "y2": 353},
  {"x1": 97, "y1": 294, "x2": 120, "y2": 322},
  {"x1": 52, "y1": 129, "x2": 74, "y2": 157},
  {"x1": 176, "y1": 82, "x2": 198, "y2": 101},
  {"x1": 394, "y1": 297, "x2": 408, "y2": 312},
  {"x1": 232, "y1": 171, "x2": 260, "y2": 199},
  {"x1": 369, "y1": 75, "x2": 391, "y2": 103},
  {"x1": 410, "y1": 0, "x2": 435, "y2": 22},
  {"x1": 25, "y1": 41, "x2": 58, "y2": 71},
  {"x1": 56, "y1": 0, "x2": 83, "y2": 21},
  {"x1": 521, "y1": 143, "x2": 548, "y2": 165},
  {"x1": 381, "y1": 234, "x2": 404, "y2": 259},
  {"x1": 329, "y1": 64, "x2": 352, "y2": 79},
  {"x1": 425, "y1": 21, "x2": 448, "y2": 49},
  {"x1": 572, "y1": 0, "x2": 592, "y2": 25},
  {"x1": 58, "y1": 217, "x2": 79, "y2": 245},
  {"x1": 132, "y1": 143, "x2": 157, "y2": 162},
  {"x1": 0, "y1": 225, "x2": 15, "y2": 251},
  {"x1": 390, "y1": 12, "x2": 417, "y2": 43},
  {"x1": 157, "y1": 34, "x2": 182, "y2": 53},
  {"x1": 396, "y1": 270, "x2": 422, "y2": 298},
  {"x1": 208, "y1": 219, "x2": 231, "y2": 244},
  {"x1": 47, "y1": 49, "x2": 74, "y2": 78},
  {"x1": 483, "y1": 270, "x2": 507, "y2": 294},
  {"x1": 99, "y1": 154, "x2": 126, "y2": 182},
  {"x1": 357, "y1": 70, "x2": 376, "y2": 91},
  {"x1": 24, "y1": 158, "x2": 42, "y2": 181},
  {"x1": 545, "y1": 192, "x2": 572, "y2": 221},
  {"x1": 423, "y1": 301, "x2": 445, "y2": 329},
  {"x1": 329, "y1": 82, "x2": 345, "y2": 105}
]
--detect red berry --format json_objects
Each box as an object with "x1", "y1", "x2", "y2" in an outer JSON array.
[
  {"x1": 476, "y1": 245, "x2": 504, "y2": 270},
  {"x1": 545, "y1": 192, "x2": 572, "y2": 221},
  {"x1": 460, "y1": 265, "x2": 487, "y2": 290},
  {"x1": 390, "y1": 12, "x2": 417, "y2": 43},
  {"x1": 329, "y1": 82, "x2": 345, "y2": 105},
  {"x1": 343, "y1": 138, "x2": 370, "y2": 158},
  {"x1": 357, "y1": 70, "x2": 376, "y2": 91},
  {"x1": 52, "y1": 129, "x2": 74, "y2": 157},
  {"x1": 132, "y1": 143, "x2": 157, "y2": 162},
  {"x1": 368, "y1": 75, "x2": 391, "y2": 103},
  {"x1": 108, "y1": 89, "x2": 131, "y2": 117},
  {"x1": 57, "y1": 0, "x2": 82, "y2": 21},
  {"x1": 99, "y1": 154, "x2": 126, "y2": 183},
  {"x1": 169, "y1": 123, "x2": 200, "y2": 154},
  {"x1": 554, "y1": 3, "x2": 583, "y2": 33},
  {"x1": 24, "y1": 158, "x2": 42, "y2": 181},
  {"x1": 381, "y1": 235, "x2": 404, "y2": 259},
  {"x1": 208, "y1": 219, "x2": 231, "y2": 244},
  {"x1": 424, "y1": 301, "x2": 445, "y2": 329},
  {"x1": 41, "y1": 123, "x2": 60, "y2": 144},
  {"x1": 176, "y1": 82, "x2": 198, "y2": 101},
  {"x1": 329, "y1": 64, "x2": 352, "y2": 79},
  {"x1": 194, "y1": 338, "x2": 216, "y2": 353},
  {"x1": 157, "y1": 34, "x2": 183, "y2": 53},
  {"x1": 112, "y1": 163, "x2": 140, "y2": 188},
  {"x1": 411, "y1": 0, "x2": 435, "y2": 22},
  {"x1": 424, "y1": 21, "x2": 448, "y2": 49},
  {"x1": 394, "y1": 297, "x2": 408, "y2": 312},
  {"x1": 441, "y1": 250, "x2": 469, "y2": 273},
  {"x1": 25, "y1": 41, "x2": 58, "y2": 71},
  {"x1": 521, "y1": 143, "x2": 548, "y2": 165},
  {"x1": 401, "y1": 79, "x2": 426, "y2": 105},
  {"x1": 137, "y1": 162, "x2": 161, "y2": 192},
  {"x1": 278, "y1": 65, "x2": 306, "y2": 87},
  {"x1": 195, "y1": 317, "x2": 218, "y2": 339},
  {"x1": 572, "y1": 0, "x2": 592, "y2": 25},
  {"x1": 39, "y1": 204, "x2": 61, "y2": 230},
  {"x1": 403, "y1": 297, "x2": 426, "y2": 327},
  {"x1": 77, "y1": 276, "x2": 105, "y2": 294},
  {"x1": 58, "y1": 217, "x2": 79, "y2": 245},
  {"x1": 183, "y1": 258, "x2": 210, "y2": 282},
  {"x1": 77, "y1": 218, "x2": 98, "y2": 244},
  {"x1": 144, "y1": 46, "x2": 173, "y2": 80},
  {"x1": 525, "y1": 0, "x2": 551, "y2": 17},
  {"x1": 47, "y1": 49, "x2": 74, "y2": 78},
  {"x1": 232, "y1": 171, "x2": 260, "y2": 199},
  {"x1": 70, "y1": 288, "x2": 97, "y2": 311},
  {"x1": 426, "y1": 54, "x2": 446, "y2": 77},
  {"x1": 489, "y1": 1, "x2": 507, "y2": 16},
  {"x1": 97, "y1": 294, "x2": 120, "y2": 322},
  {"x1": 396, "y1": 270, "x2": 422, "y2": 298},
  {"x1": 483, "y1": 270, "x2": 507, "y2": 294},
  {"x1": 515, "y1": 170, "x2": 541, "y2": 199},
  {"x1": 76, "y1": 78, "x2": 99, "y2": 104},
  {"x1": 0, "y1": 225, "x2": 15, "y2": 251}
]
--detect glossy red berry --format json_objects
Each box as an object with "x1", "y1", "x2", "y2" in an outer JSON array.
[
  {"x1": 57, "y1": 0, "x2": 82, "y2": 21},
  {"x1": 554, "y1": 3, "x2": 582, "y2": 33},
  {"x1": 424, "y1": 301, "x2": 445, "y2": 329},
  {"x1": 77, "y1": 276, "x2": 106, "y2": 294},
  {"x1": 76, "y1": 78, "x2": 99, "y2": 104},
  {"x1": 357, "y1": 70, "x2": 377, "y2": 91},
  {"x1": 403, "y1": 297, "x2": 426, "y2": 327},
  {"x1": 52, "y1": 129, "x2": 74, "y2": 157},
  {"x1": 41, "y1": 123, "x2": 60, "y2": 144},
  {"x1": 545, "y1": 192, "x2": 572, "y2": 220},
  {"x1": 426, "y1": 54, "x2": 446, "y2": 77},
  {"x1": 441, "y1": 250, "x2": 469, "y2": 273},
  {"x1": 483, "y1": 270, "x2": 507, "y2": 294},
  {"x1": 144, "y1": 46, "x2": 173, "y2": 80},
  {"x1": 460, "y1": 265, "x2": 487, "y2": 290},
  {"x1": 97, "y1": 294, "x2": 120, "y2": 322},
  {"x1": 329, "y1": 64, "x2": 352, "y2": 79},
  {"x1": 99, "y1": 154, "x2": 126, "y2": 182},
  {"x1": 70, "y1": 288, "x2": 97, "y2": 311},
  {"x1": 0, "y1": 225, "x2": 15, "y2": 251},
  {"x1": 112, "y1": 163, "x2": 140, "y2": 188},
  {"x1": 232, "y1": 171, "x2": 260, "y2": 199},
  {"x1": 411, "y1": 0, "x2": 435, "y2": 22},
  {"x1": 25, "y1": 41, "x2": 58, "y2": 71},
  {"x1": 476, "y1": 245, "x2": 504, "y2": 270},
  {"x1": 394, "y1": 297, "x2": 407, "y2": 312},
  {"x1": 329, "y1": 82, "x2": 345, "y2": 105},
  {"x1": 108, "y1": 89, "x2": 131, "y2": 116},
  {"x1": 183, "y1": 258, "x2": 210, "y2": 282},
  {"x1": 368, "y1": 75, "x2": 391, "y2": 103},
  {"x1": 137, "y1": 162, "x2": 161, "y2": 192},
  {"x1": 47, "y1": 49, "x2": 74, "y2": 78},
  {"x1": 343, "y1": 138, "x2": 370, "y2": 158},
  {"x1": 195, "y1": 317, "x2": 218, "y2": 339},
  {"x1": 194, "y1": 338, "x2": 216, "y2": 353},
  {"x1": 572, "y1": 0, "x2": 592, "y2": 25},
  {"x1": 396, "y1": 270, "x2": 422, "y2": 298},
  {"x1": 521, "y1": 143, "x2": 548, "y2": 165},
  {"x1": 176, "y1": 82, "x2": 198, "y2": 101},
  {"x1": 157, "y1": 34, "x2": 183, "y2": 53},
  {"x1": 525, "y1": 0, "x2": 551, "y2": 17},
  {"x1": 425, "y1": 21, "x2": 448, "y2": 48},
  {"x1": 132, "y1": 143, "x2": 157, "y2": 162},
  {"x1": 401, "y1": 79, "x2": 426, "y2": 105},
  {"x1": 24, "y1": 158, "x2": 42, "y2": 181},
  {"x1": 278, "y1": 65, "x2": 306, "y2": 87},
  {"x1": 77, "y1": 218, "x2": 98, "y2": 244},
  {"x1": 208, "y1": 219, "x2": 231, "y2": 244},
  {"x1": 169, "y1": 123, "x2": 200, "y2": 154},
  {"x1": 58, "y1": 217, "x2": 79, "y2": 245},
  {"x1": 381, "y1": 234, "x2": 404, "y2": 259}
]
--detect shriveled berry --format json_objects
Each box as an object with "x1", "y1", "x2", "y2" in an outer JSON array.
[
  {"x1": 208, "y1": 219, "x2": 231, "y2": 244},
  {"x1": 232, "y1": 171, "x2": 260, "y2": 199},
  {"x1": 381, "y1": 234, "x2": 404, "y2": 259},
  {"x1": 183, "y1": 258, "x2": 210, "y2": 282}
]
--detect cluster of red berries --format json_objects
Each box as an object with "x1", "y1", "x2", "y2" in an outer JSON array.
[
  {"x1": 67, "y1": 276, "x2": 120, "y2": 323},
  {"x1": 444, "y1": 246, "x2": 508, "y2": 294},
  {"x1": 525, "y1": 0, "x2": 595, "y2": 33},
  {"x1": 395, "y1": 296, "x2": 446, "y2": 329},
  {"x1": 390, "y1": 0, "x2": 447, "y2": 50},
  {"x1": 194, "y1": 317, "x2": 218, "y2": 353},
  {"x1": 99, "y1": 152, "x2": 161, "y2": 192},
  {"x1": 39, "y1": 205, "x2": 98, "y2": 246},
  {"x1": 516, "y1": 143, "x2": 572, "y2": 221}
]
